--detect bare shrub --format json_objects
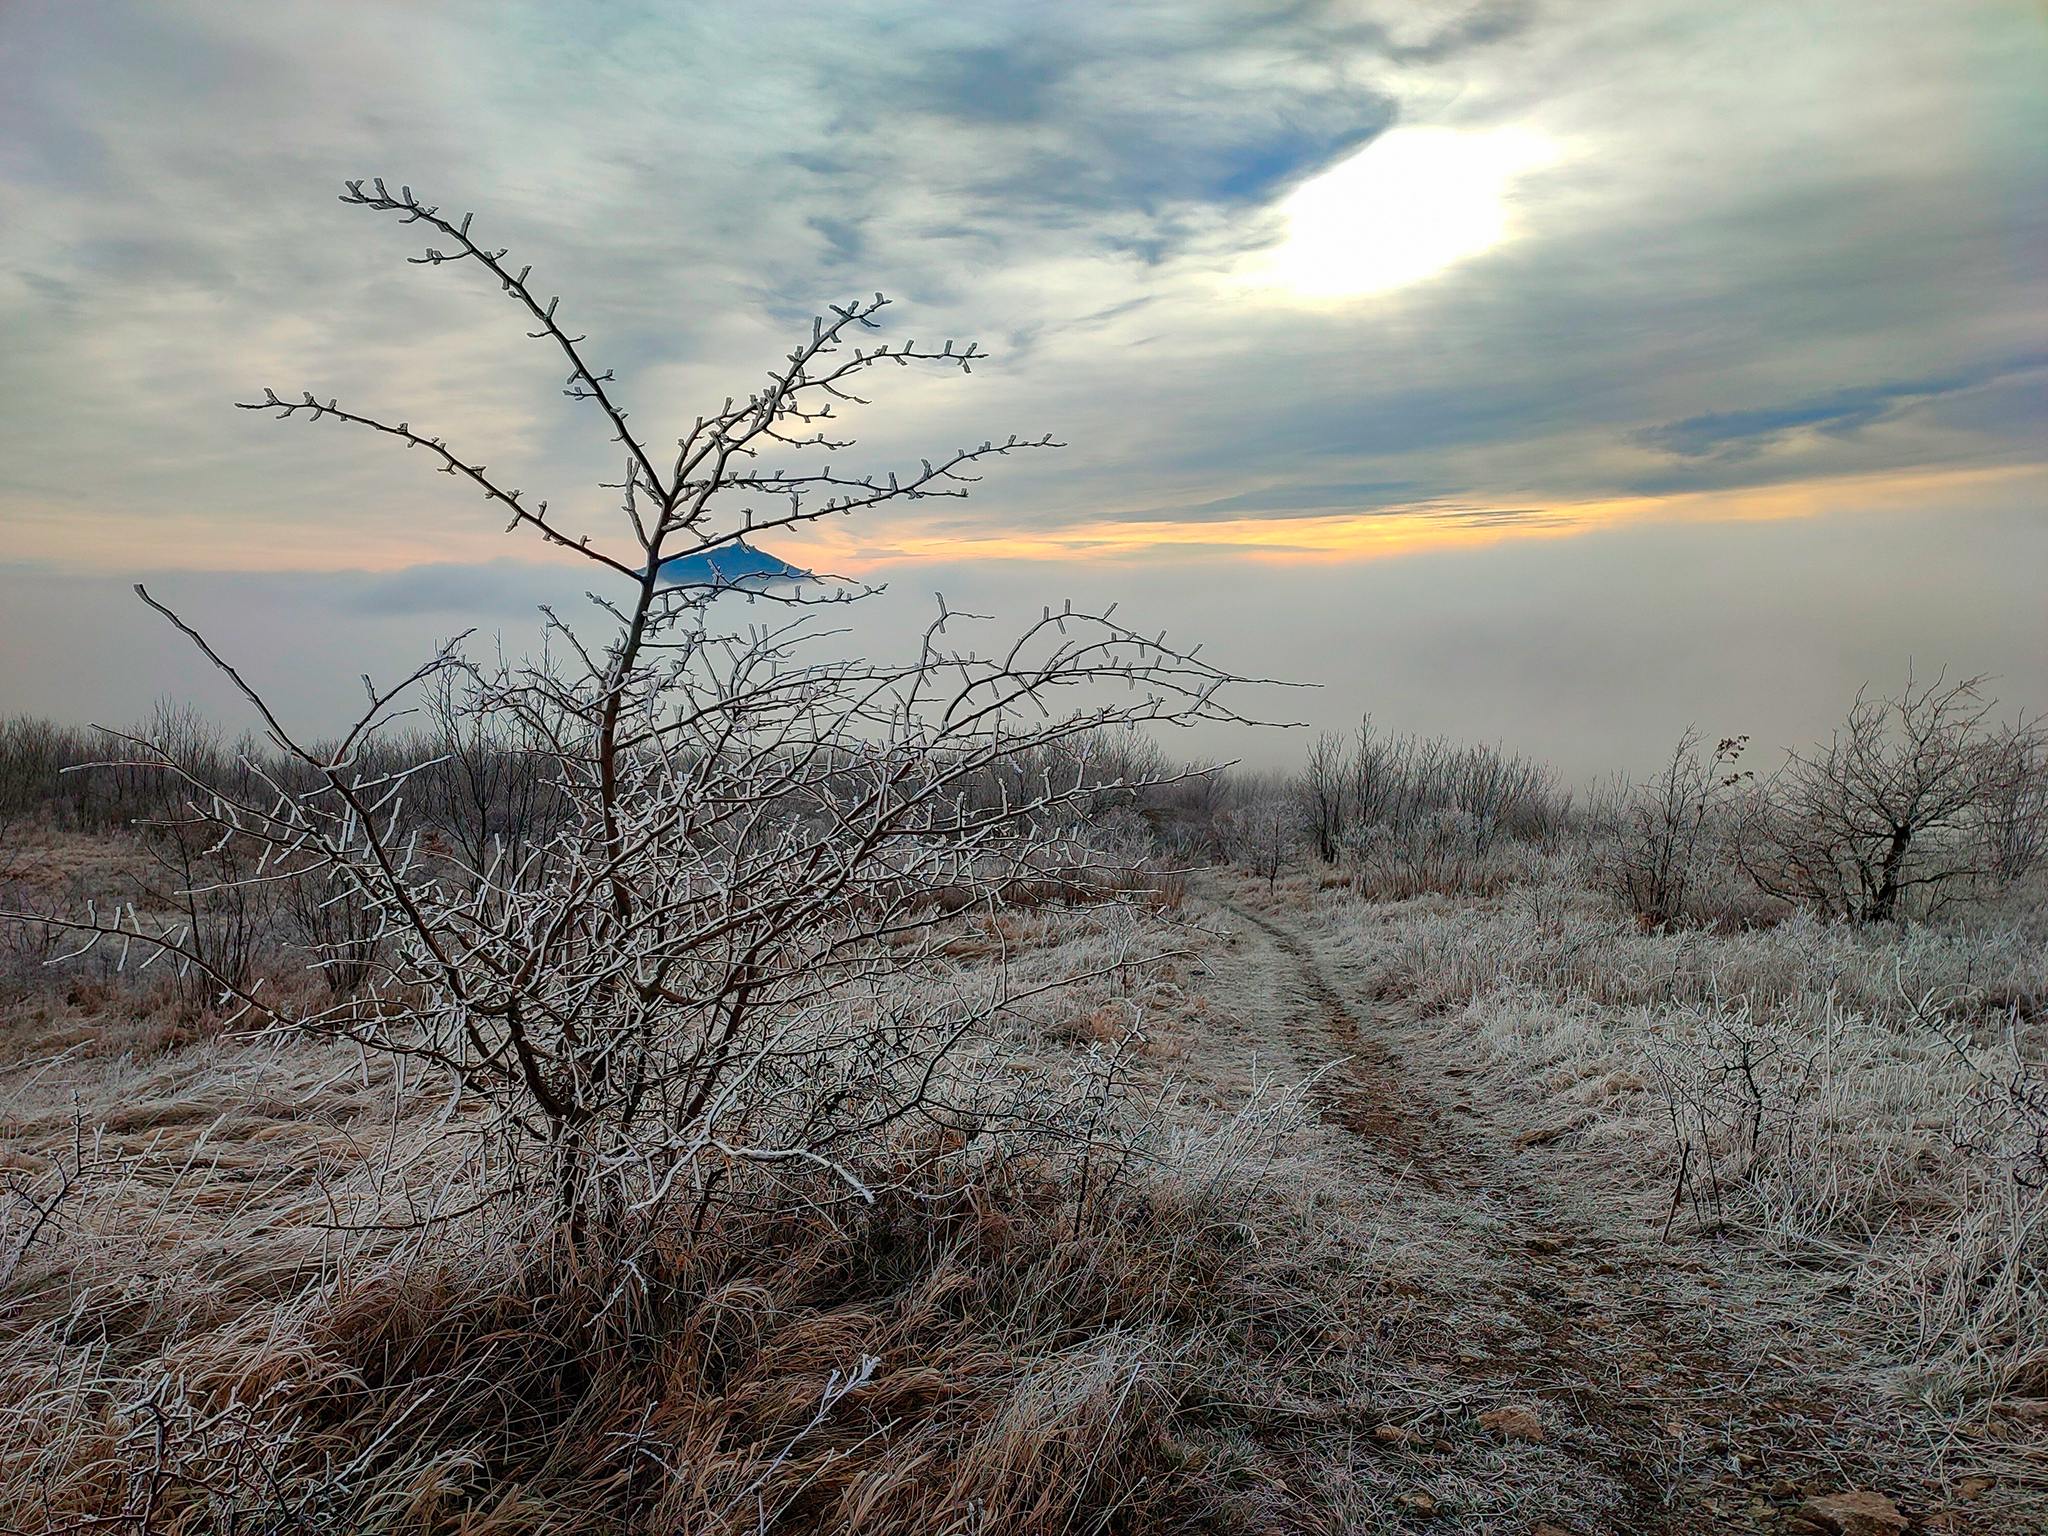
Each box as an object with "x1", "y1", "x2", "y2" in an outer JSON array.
[
  {"x1": 1300, "y1": 730, "x2": 1347, "y2": 863},
  {"x1": 1347, "y1": 713, "x2": 1403, "y2": 830},
  {"x1": 1229, "y1": 719, "x2": 1571, "y2": 902},
  {"x1": 1595, "y1": 727, "x2": 1755, "y2": 928},
  {"x1": 0, "y1": 181, "x2": 1357, "y2": 1535},
  {"x1": 127, "y1": 704, "x2": 279, "y2": 1009},
  {"x1": 1646, "y1": 996, "x2": 1824, "y2": 1236},
  {"x1": 8, "y1": 180, "x2": 1255, "y2": 1252},
  {"x1": 278, "y1": 861, "x2": 381, "y2": 1000},
  {"x1": 413, "y1": 662, "x2": 567, "y2": 881},
  {"x1": 1135, "y1": 762, "x2": 1232, "y2": 862},
  {"x1": 1346, "y1": 809, "x2": 1535, "y2": 901},
  {"x1": 1439, "y1": 737, "x2": 1567, "y2": 850},
  {"x1": 1980, "y1": 739, "x2": 2048, "y2": 889},
  {"x1": 0, "y1": 719, "x2": 80, "y2": 838},
  {"x1": 1739, "y1": 673, "x2": 2047, "y2": 922},
  {"x1": 1218, "y1": 790, "x2": 1300, "y2": 893},
  {"x1": 1345, "y1": 719, "x2": 1564, "y2": 853}
]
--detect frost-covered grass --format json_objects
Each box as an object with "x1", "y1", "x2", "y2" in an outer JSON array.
[
  {"x1": 12, "y1": 821, "x2": 2047, "y2": 1530},
  {"x1": 1300, "y1": 854, "x2": 2048, "y2": 1405},
  {"x1": 0, "y1": 861, "x2": 1353, "y2": 1535}
]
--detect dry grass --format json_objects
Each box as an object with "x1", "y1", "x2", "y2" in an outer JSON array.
[
  {"x1": 0, "y1": 859, "x2": 1360, "y2": 1535},
  {"x1": 1297, "y1": 852, "x2": 2048, "y2": 1408},
  {"x1": 14, "y1": 823, "x2": 2047, "y2": 1530},
  {"x1": 7, "y1": 1171, "x2": 1298, "y2": 1534}
]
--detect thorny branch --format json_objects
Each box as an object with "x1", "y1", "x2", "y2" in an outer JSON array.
[{"x1": 18, "y1": 178, "x2": 1281, "y2": 1249}]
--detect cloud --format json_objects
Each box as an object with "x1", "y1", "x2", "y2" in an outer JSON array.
[
  {"x1": 874, "y1": 22, "x2": 1403, "y2": 227},
  {"x1": 0, "y1": 0, "x2": 2044, "y2": 756},
  {"x1": 1633, "y1": 357, "x2": 2048, "y2": 462},
  {"x1": 1123, "y1": 481, "x2": 1423, "y2": 521},
  {"x1": 909, "y1": 41, "x2": 1074, "y2": 126},
  {"x1": 1377, "y1": 0, "x2": 1529, "y2": 65}
]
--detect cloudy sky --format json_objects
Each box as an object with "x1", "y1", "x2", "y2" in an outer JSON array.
[{"x1": 2, "y1": 1, "x2": 2043, "y2": 777}]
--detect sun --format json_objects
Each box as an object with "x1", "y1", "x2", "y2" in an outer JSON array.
[{"x1": 1250, "y1": 126, "x2": 1560, "y2": 299}]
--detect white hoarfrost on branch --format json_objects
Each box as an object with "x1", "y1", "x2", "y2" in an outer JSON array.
[{"x1": 14, "y1": 179, "x2": 1278, "y2": 1245}]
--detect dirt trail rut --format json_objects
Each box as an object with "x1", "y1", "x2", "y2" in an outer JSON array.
[{"x1": 1199, "y1": 889, "x2": 1973, "y2": 1536}]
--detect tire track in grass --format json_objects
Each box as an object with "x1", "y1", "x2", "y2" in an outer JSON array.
[{"x1": 1212, "y1": 892, "x2": 1853, "y2": 1535}]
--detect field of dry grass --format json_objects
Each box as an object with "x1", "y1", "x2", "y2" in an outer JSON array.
[
  {"x1": 4, "y1": 829, "x2": 2045, "y2": 1533},
  {"x1": 1304, "y1": 856, "x2": 2048, "y2": 1403},
  {"x1": 1220, "y1": 856, "x2": 2047, "y2": 1531},
  {"x1": 0, "y1": 832, "x2": 1363, "y2": 1534}
]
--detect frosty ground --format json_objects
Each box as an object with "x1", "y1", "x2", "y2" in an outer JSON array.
[{"x1": 4, "y1": 821, "x2": 2042, "y2": 1534}]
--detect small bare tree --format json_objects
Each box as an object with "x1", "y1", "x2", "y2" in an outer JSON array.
[
  {"x1": 1979, "y1": 737, "x2": 2048, "y2": 887},
  {"x1": 1338, "y1": 719, "x2": 1561, "y2": 853},
  {"x1": 1347, "y1": 714, "x2": 1400, "y2": 831},
  {"x1": 14, "y1": 179, "x2": 1262, "y2": 1245},
  {"x1": 128, "y1": 703, "x2": 275, "y2": 1008},
  {"x1": 1738, "y1": 673, "x2": 2045, "y2": 922},
  {"x1": 1221, "y1": 792, "x2": 1298, "y2": 894},
  {"x1": 1299, "y1": 730, "x2": 1347, "y2": 863},
  {"x1": 1598, "y1": 727, "x2": 1750, "y2": 928},
  {"x1": 415, "y1": 662, "x2": 565, "y2": 881}
]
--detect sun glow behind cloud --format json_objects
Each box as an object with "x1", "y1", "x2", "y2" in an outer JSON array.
[{"x1": 1247, "y1": 126, "x2": 1561, "y2": 298}]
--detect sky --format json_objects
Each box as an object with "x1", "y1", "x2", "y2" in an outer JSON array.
[{"x1": 2, "y1": 0, "x2": 2043, "y2": 779}]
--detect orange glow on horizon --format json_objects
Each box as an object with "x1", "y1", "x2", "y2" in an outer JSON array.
[
  {"x1": 779, "y1": 462, "x2": 2047, "y2": 573},
  {"x1": 10, "y1": 462, "x2": 2039, "y2": 577}
]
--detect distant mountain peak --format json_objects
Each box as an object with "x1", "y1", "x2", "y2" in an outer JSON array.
[{"x1": 650, "y1": 538, "x2": 811, "y2": 591}]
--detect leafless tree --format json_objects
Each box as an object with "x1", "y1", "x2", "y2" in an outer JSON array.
[
  {"x1": 9, "y1": 179, "x2": 1264, "y2": 1245},
  {"x1": 1738, "y1": 672, "x2": 2046, "y2": 922},
  {"x1": 1597, "y1": 728, "x2": 1750, "y2": 928},
  {"x1": 415, "y1": 661, "x2": 565, "y2": 880},
  {"x1": 126, "y1": 703, "x2": 277, "y2": 1007},
  {"x1": 1221, "y1": 790, "x2": 1298, "y2": 894},
  {"x1": 1459, "y1": 743, "x2": 1562, "y2": 848},
  {"x1": 0, "y1": 719, "x2": 69, "y2": 841},
  {"x1": 1978, "y1": 736, "x2": 2048, "y2": 887},
  {"x1": 1299, "y1": 730, "x2": 1347, "y2": 863},
  {"x1": 1347, "y1": 714, "x2": 1401, "y2": 831},
  {"x1": 1336, "y1": 718, "x2": 1562, "y2": 853}
]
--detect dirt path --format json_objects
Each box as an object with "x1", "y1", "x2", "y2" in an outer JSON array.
[{"x1": 1192, "y1": 886, "x2": 1981, "y2": 1535}]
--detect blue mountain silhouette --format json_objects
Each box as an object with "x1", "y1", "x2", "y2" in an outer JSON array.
[{"x1": 650, "y1": 538, "x2": 810, "y2": 591}]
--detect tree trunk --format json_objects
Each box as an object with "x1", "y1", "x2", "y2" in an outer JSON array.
[{"x1": 1868, "y1": 825, "x2": 1913, "y2": 922}]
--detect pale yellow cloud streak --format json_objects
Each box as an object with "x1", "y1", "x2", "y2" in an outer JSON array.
[
  {"x1": 12, "y1": 462, "x2": 2036, "y2": 579},
  {"x1": 784, "y1": 462, "x2": 2048, "y2": 572}
]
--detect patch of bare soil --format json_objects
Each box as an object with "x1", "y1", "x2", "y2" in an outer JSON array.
[{"x1": 1179, "y1": 878, "x2": 2026, "y2": 1535}]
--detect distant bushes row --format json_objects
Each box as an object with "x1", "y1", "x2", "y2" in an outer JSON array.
[
  {"x1": 0, "y1": 704, "x2": 1208, "y2": 1009},
  {"x1": 12, "y1": 668, "x2": 2042, "y2": 933},
  {"x1": 1229, "y1": 673, "x2": 2048, "y2": 927},
  {"x1": 0, "y1": 706, "x2": 1213, "y2": 852},
  {"x1": 1205, "y1": 722, "x2": 1570, "y2": 898},
  {"x1": 0, "y1": 698, "x2": 568, "y2": 851}
]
